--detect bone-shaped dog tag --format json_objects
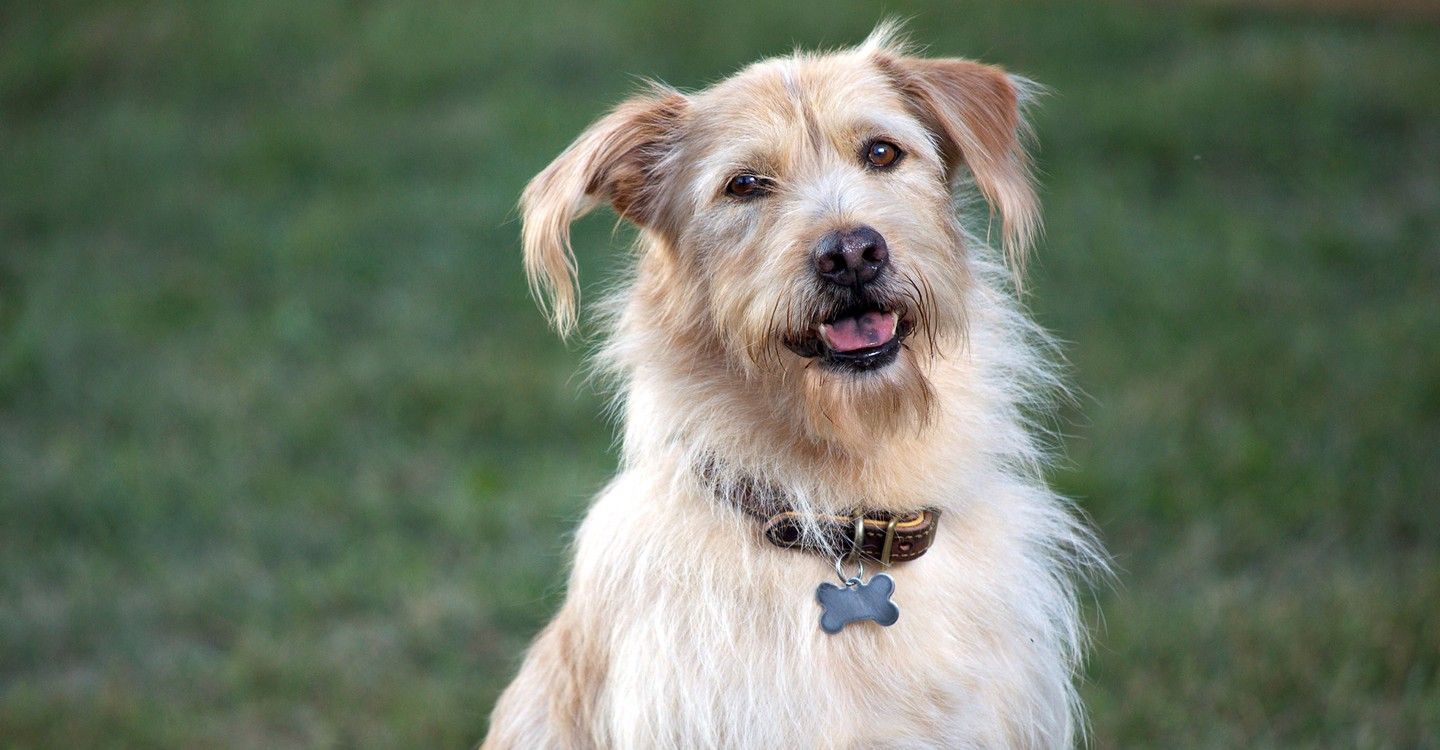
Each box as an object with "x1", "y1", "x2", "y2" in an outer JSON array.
[{"x1": 816, "y1": 573, "x2": 899, "y2": 634}]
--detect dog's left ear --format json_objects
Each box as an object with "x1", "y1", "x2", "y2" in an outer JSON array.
[
  {"x1": 520, "y1": 88, "x2": 689, "y2": 337},
  {"x1": 878, "y1": 56, "x2": 1039, "y2": 278}
]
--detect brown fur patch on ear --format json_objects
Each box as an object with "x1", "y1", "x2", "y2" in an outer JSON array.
[
  {"x1": 520, "y1": 88, "x2": 688, "y2": 336},
  {"x1": 876, "y1": 56, "x2": 1039, "y2": 281}
]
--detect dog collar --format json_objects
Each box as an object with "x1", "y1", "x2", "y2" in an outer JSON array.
[{"x1": 701, "y1": 463, "x2": 941, "y2": 566}]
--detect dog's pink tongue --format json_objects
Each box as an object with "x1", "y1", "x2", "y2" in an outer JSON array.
[{"x1": 820, "y1": 311, "x2": 897, "y2": 353}]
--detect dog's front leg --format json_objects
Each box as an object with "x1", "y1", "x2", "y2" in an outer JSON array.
[{"x1": 481, "y1": 610, "x2": 605, "y2": 749}]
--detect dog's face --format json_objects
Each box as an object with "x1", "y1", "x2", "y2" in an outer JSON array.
[
  {"x1": 672, "y1": 58, "x2": 964, "y2": 378},
  {"x1": 522, "y1": 29, "x2": 1037, "y2": 441}
]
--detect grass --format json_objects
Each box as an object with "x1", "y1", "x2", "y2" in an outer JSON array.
[{"x1": 2, "y1": 0, "x2": 1437, "y2": 746}]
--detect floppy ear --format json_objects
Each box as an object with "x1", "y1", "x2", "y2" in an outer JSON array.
[
  {"x1": 878, "y1": 56, "x2": 1039, "y2": 278},
  {"x1": 520, "y1": 89, "x2": 688, "y2": 337}
]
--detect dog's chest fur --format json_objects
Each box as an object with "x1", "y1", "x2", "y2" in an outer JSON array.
[{"x1": 564, "y1": 470, "x2": 1075, "y2": 749}]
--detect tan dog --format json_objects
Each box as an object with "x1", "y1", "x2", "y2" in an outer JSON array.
[{"x1": 485, "y1": 23, "x2": 1106, "y2": 749}]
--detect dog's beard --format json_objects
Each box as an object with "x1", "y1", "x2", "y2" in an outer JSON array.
[{"x1": 718, "y1": 267, "x2": 965, "y2": 445}]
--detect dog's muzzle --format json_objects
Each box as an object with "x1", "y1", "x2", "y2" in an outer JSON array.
[{"x1": 784, "y1": 225, "x2": 914, "y2": 372}]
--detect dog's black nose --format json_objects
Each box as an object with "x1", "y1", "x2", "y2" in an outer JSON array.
[{"x1": 813, "y1": 226, "x2": 889, "y2": 288}]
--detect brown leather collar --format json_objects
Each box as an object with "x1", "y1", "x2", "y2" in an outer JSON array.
[{"x1": 702, "y1": 463, "x2": 941, "y2": 566}]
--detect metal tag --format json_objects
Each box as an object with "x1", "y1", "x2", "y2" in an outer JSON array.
[{"x1": 816, "y1": 572, "x2": 899, "y2": 634}]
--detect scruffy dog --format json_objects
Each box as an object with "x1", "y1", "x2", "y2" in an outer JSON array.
[{"x1": 485, "y1": 24, "x2": 1106, "y2": 749}]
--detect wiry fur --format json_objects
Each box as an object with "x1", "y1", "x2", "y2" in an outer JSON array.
[{"x1": 490, "y1": 22, "x2": 1106, "y2": 749}]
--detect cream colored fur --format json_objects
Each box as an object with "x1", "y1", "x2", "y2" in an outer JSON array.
[{"x1": 485, "y1": 23, "x2": 1106, "y2": 749}]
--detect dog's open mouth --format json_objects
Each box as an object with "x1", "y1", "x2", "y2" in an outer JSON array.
[{"x1": 787, "y1": 305, "x2": 912, "y2": 372}]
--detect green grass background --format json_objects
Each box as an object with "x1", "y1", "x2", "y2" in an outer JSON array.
[{"x1": 2, "y1": 0, "x2": 1438, "y2": 746}]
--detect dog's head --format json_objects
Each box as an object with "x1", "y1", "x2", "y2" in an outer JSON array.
[{"x1": 521, "y1": 25, "x2": 1038, "y2": 442}]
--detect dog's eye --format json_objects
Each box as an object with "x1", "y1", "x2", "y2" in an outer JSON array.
[
  {"x1": 864, "y1": 140, "x2": 902, "y2": 169},
  {"x1": 725, "y1": 173, "x2": 770, "y2": 199}
]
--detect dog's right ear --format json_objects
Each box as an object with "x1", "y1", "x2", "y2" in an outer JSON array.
[
  {"x1": 520, "y1": 89, "x2": 689, "y2": 337},
  {"x1": 873, "y1": 54, "x2": 1039, "y2": 281}
]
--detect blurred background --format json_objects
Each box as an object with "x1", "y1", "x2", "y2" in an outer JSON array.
[{"x1": 2, "y1": 0, "x2": 1438, "y2": 746}]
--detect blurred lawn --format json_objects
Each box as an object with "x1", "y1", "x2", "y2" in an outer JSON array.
[{"x1": 2, "y1": 1, "x2": 1438, "y2": 747}]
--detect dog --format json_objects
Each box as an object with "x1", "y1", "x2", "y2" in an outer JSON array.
[{"x1": 484, "y1": 22, "x2": 1106, "y2": 749}]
